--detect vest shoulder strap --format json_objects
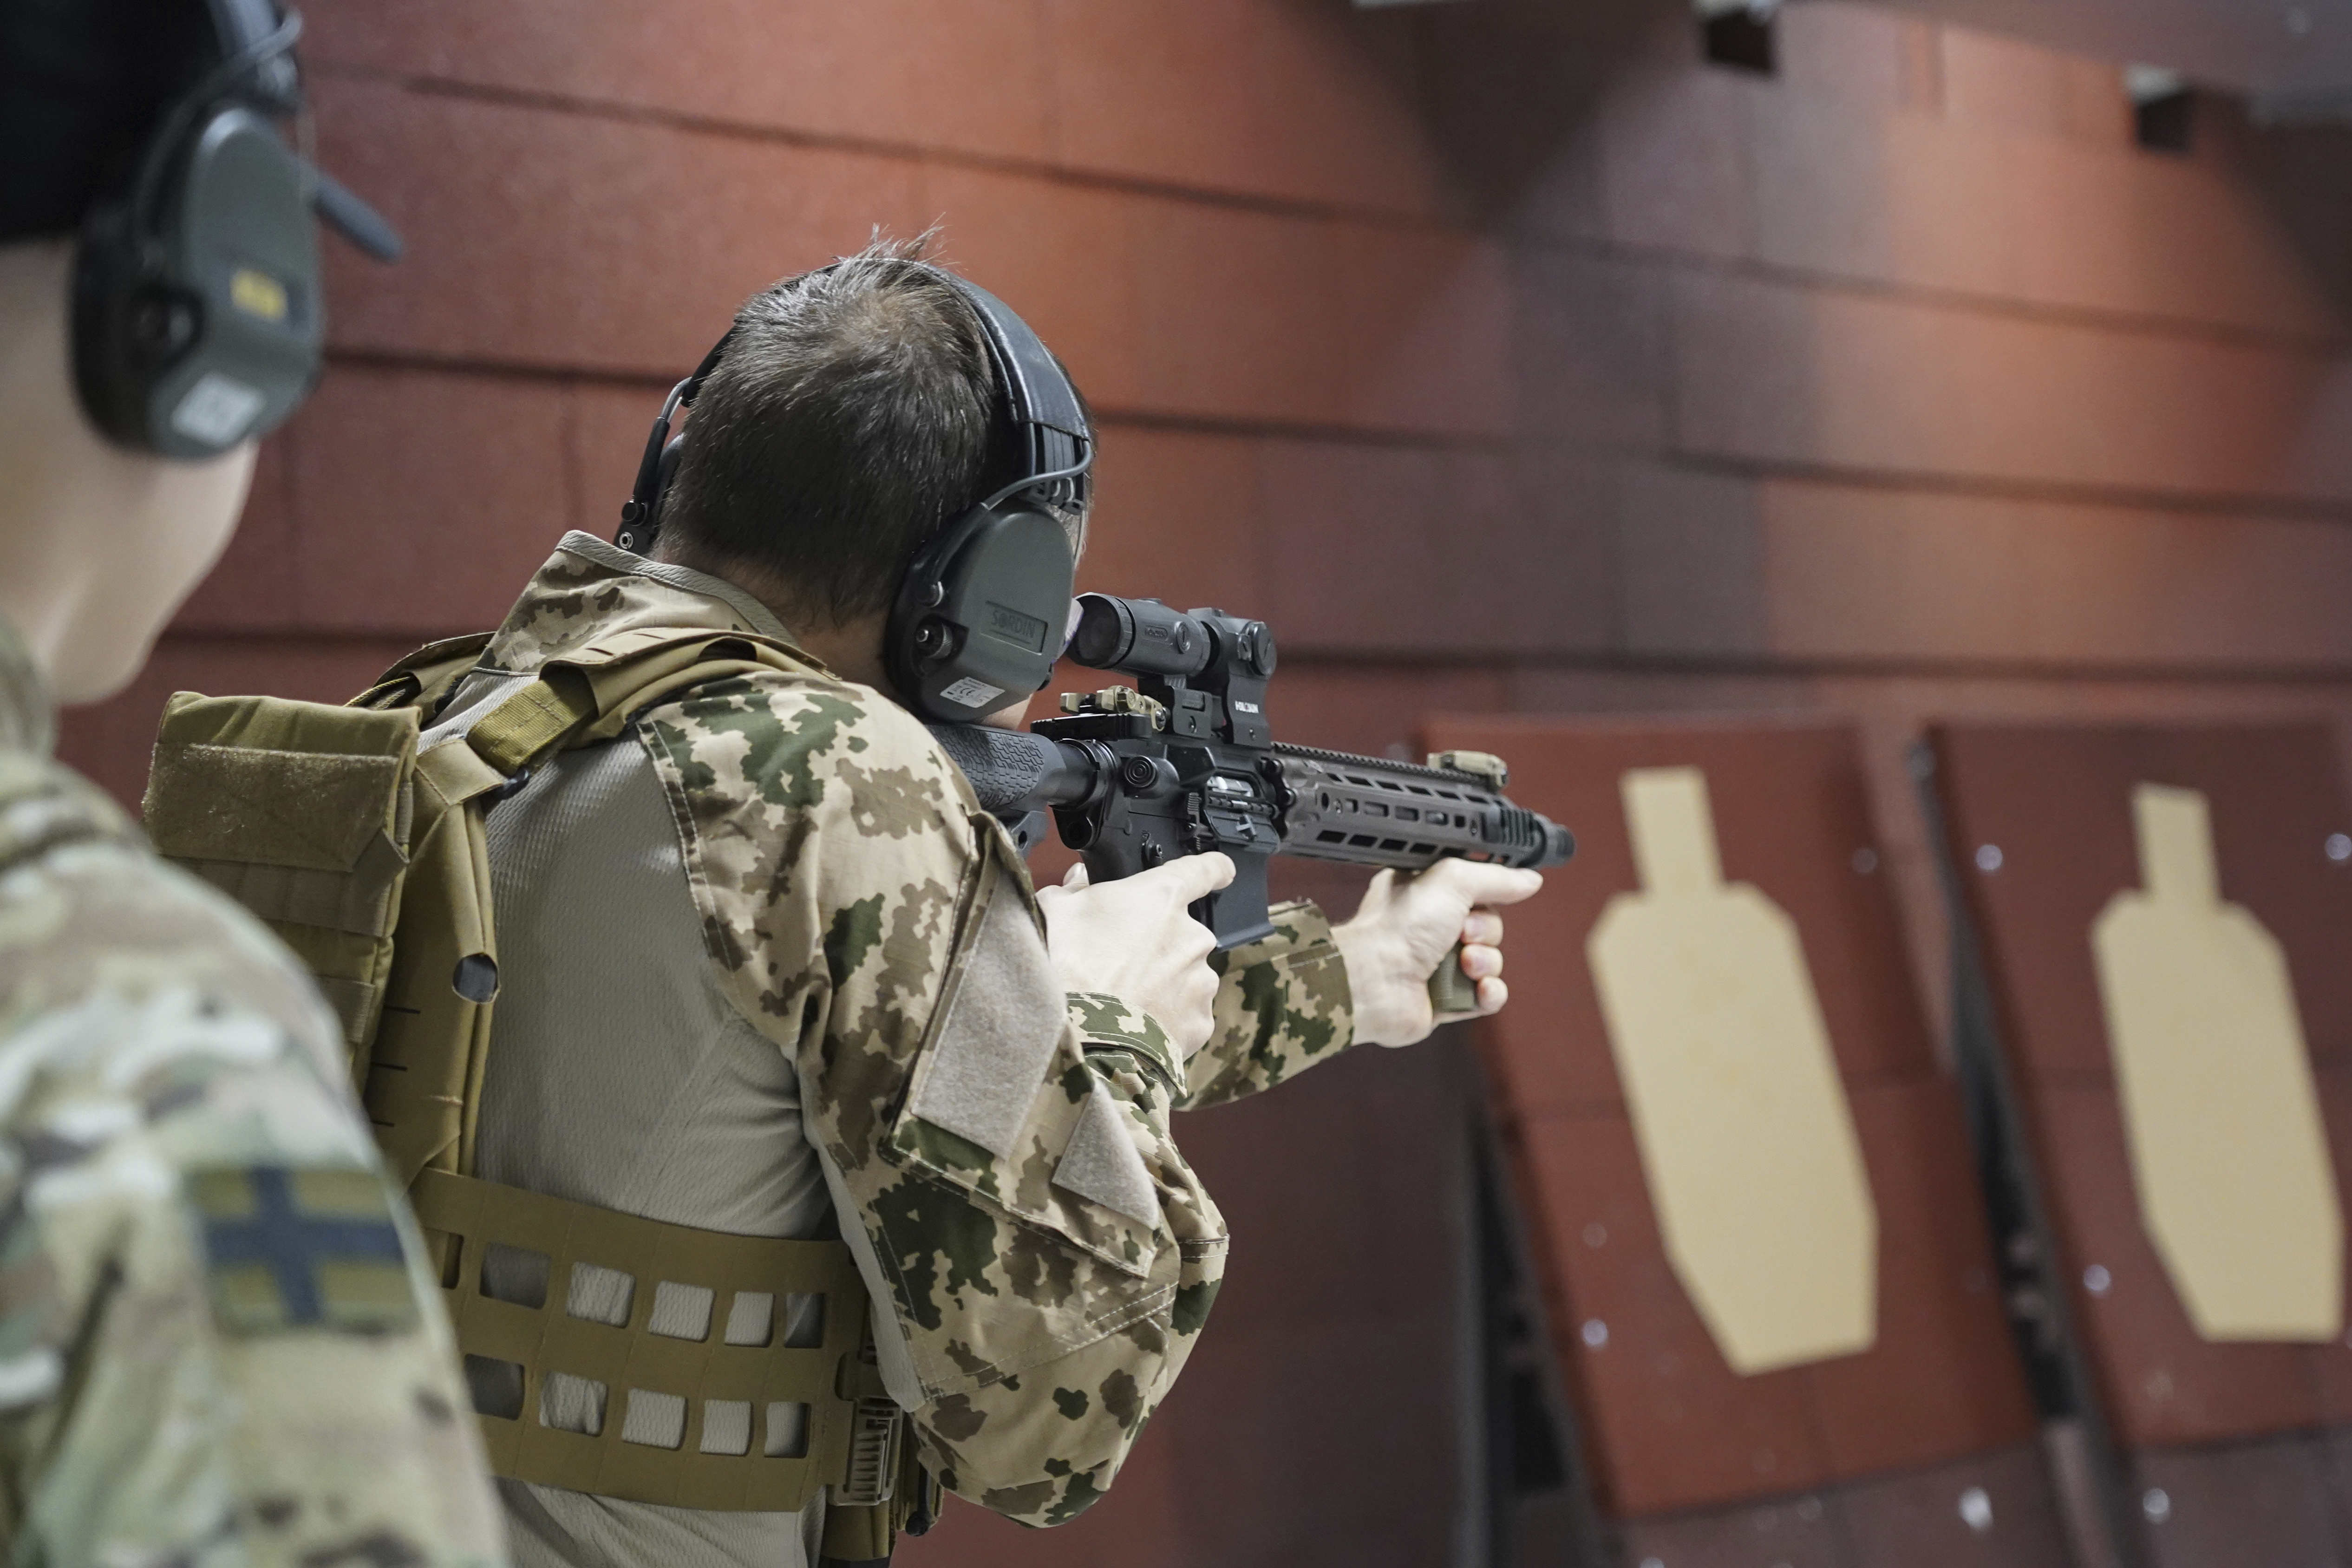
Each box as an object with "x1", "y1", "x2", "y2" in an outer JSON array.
[{"x1": 453, "y1": 628, "x2": 818, "y2": 780}]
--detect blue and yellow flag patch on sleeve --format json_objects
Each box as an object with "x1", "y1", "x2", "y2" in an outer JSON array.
[{"x1": 187, "y1": 1165, "x2": 418, "y2": 1335}]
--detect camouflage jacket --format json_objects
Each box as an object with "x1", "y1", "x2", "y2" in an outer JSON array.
[
  {"x1": 469, "y1": 534, "x2": 1358, "y2": 1531},
  {"x1": 0, "y1": 617, "x2": 508, "y2": 1565}
]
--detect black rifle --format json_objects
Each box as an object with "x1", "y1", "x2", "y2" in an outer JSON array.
[{"x1": 932, "y1": 594, "x2": 1574, "y2": 1006}]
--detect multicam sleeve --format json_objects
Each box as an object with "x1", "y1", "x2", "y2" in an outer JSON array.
[
  {"x1": 1180, "y1": 898, "x2": 1358, "y2": 1111},
  {"x1": 640, "y1": 677, "x2": 1228, "y2": 1527},
  {"x1": 0, "y1": 763, "x2": 505, "y2": 1567}
]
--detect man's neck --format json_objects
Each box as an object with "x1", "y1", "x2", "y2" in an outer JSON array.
[
  {"x1": 649, "y1": 539, "x2": 896, "y2": 693},
  {"x1": 644, "y1": 538, "x2": 1035, "y2": 730},
  {"x1": 787, "y1": 614, "x2": 895, "y2": 693}
]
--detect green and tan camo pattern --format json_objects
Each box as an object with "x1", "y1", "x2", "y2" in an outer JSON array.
[
  {"x1": 1188, "y1": 902, "x2": 1355, "y2": 1110},
  {"x1": 0, "y1": 620, "x2": 506, "y2": 1567},
  {"x1": 482, "y1": 537, "x2": 1360, "y2": 1525}
]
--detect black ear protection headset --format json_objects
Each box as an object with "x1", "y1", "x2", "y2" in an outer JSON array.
[
  {"x1": 71, "y1": 0, "x2": 401, "y2": 459},
  {"x1": 616, "y1": 262, "x2": 1093, "y2": 725}
]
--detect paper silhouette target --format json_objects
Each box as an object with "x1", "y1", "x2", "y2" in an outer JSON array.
[
  {"x1": 2092, "y1": 783, "x2": 2344, "y2": 1342},
  {"x1": 1587, "y1": 766, "x2": 1879, "y2": 1376}
]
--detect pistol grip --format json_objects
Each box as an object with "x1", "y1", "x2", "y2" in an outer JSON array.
[{"x1": 1427, "y1": 940, "x2": 1478, "y2": 1016}]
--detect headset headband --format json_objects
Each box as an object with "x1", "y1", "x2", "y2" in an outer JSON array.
[
  {"x1": 616, "y1": 259, "x2": 1091, "y2": 555},
  {"x1": 946, "y1": 271, "x2": 1092, "y2": 514}
]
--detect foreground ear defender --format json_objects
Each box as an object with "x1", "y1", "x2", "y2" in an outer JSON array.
[
  {"x1": 618, "y1": 263, "x2": 1092, "y2": 725},
  {"x1": 71, "y1": 4, "x2": 402, "y2": 459}
]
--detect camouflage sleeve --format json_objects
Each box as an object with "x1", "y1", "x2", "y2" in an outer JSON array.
[
  {"x1": 0, "y1": 757, "x2": 505, "y2": 1566},
  {"x1": 1180, "y1": 899, "x2": 1358, "y2": 1111},
  {"x1": 639, "y1": 677, "x2": 1227, "y2": 1527}
]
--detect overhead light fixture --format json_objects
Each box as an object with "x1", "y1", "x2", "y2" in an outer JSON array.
[
  {"x1": 1696, "y1": 0, "x2": 1780, "y2": 74},
  {"x1": 2126, "y1": 64, "x2": 2196, "y2": 152}
]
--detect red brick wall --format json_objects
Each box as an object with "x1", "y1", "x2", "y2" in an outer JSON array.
[{"x1": 55, "y1": 1, "x2": 2352, "y2": 1561}]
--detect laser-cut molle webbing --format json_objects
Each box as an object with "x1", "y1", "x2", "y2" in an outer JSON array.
[{"x1": 413, "y1": 1169, "x2": 887, "y2": 1512}]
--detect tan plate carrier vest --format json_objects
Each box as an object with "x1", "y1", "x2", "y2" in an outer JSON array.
[{"x1": 143, "y1": 627, "x2": 929, "y2": 1557}]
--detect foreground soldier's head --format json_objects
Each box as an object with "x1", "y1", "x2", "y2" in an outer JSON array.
[
  {"x1": 0, "y1": 2, "x2": 254, "y2": 703},
  {"x1": 0, "y1": 0, "x2": 394, "y2": 703}
]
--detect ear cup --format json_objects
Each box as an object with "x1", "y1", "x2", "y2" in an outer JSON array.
[
  {"x1": 886, "y1": 505, "x2": 1077, "y2": 724},
  {"x1": 71, "y1": 104, "x2": 321, "y2": 458}
]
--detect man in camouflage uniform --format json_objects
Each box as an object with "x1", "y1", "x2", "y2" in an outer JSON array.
[
  {"x1": 450, "y1": 243, "x2": 1541, "y2": 1565},
  {"x1": 0, "y1": 6, "x2": 510, "y2": 1562}
]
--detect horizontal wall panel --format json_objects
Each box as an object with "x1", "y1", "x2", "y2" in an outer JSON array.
[
  {"x1": 316, "y1": 78, "x2": 930, "y2": 377},
  {"x1": 284, "y1": 365, "x2": 578, "y2": 636},
  {"x1": 305, "y1": 0, "x2": 1447, "y2": 217},
  {"x1": 1582, "y1": 4, "x2": 2340, "y2": 339},
  {"x1": 1597, "y1": 52, "x2": 1759, "y2": 262},
  {"x1": 1614, "y1": 463, "x2": 1770, "y2": 660},
  {"x1": 1039, "y1": 0, "x2": 1444, "y2": 217},
  {"x1": 1757, "y1": 479, "x2": 2352, "y2": 670},
  {"x1": 302, "y1": 0, "x2": 1062, "y2": 167},
  {"x1": 1070, "y1": 426, "x2": 1268, "y2": 615},
  {"x1": 1776, "y1": 3, "x2": 1924, "y2": 116},
  {"x1": 1121, "y1": 202, "x2": 1511, "y2": 434},
  {"x1": 1514, "y1": 248, "x2": 1674, "y2": 451},
  {"x1": 1935, "y1": 25, "x2": 2133, "y2": 147},
  {"x1": 1672, "y1": 270, "x2": 2352, "y2": 503},
  {"x1": 316, "y1": 81, "x2": 1510, "y2": 437},
  {"x1": 1258, "y1": 439, "x2": 1610, "y2": 655},
  {"x1": 1746, "y1": 86, "x2": 2344, "y2": 342}
]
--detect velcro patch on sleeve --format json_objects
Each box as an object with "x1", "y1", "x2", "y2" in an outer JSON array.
[
  {"x1": 1052, "y1": 1079, "x2": 1162, "y2": 1226},
  {"x1": 187, "y1": 1165, "x2": 418, "y2": 1336},
  {"x1": 906, "y1": 878, "x2": 1064, "y2": 1159}
]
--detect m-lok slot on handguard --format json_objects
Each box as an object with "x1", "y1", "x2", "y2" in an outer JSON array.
[{"x1": 929, "y1": 593, "x2": 1575, "y2": 1010}]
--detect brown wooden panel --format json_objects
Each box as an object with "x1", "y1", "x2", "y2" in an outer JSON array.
[
  {"x1": 1930, "y1": 722, "x2": 2352, "y2": 1450},
  {"x1": 1836, "y1": 1444, "x2": 2074, "y2": 1568},
  {"x1": 1431, "y1": 718, "x2": 2038, "y2": 1520},
  {"x1": 1615, "y1": 1492, "x2": 1848, "y2": 1568},
  {"x1": 1514, "y1": 1110, "x2": 1831, "y2": 1518},
  {"x1": 1610, "y1": 1445, "x2": 2077, "y2": 1568},
  {"x1": 1424, "y1": 716, "x2": 1942, "y2": 1121},
  {"x1": 2307, "y1": 1067, "x2": 2352, "y2": 1425},
  {"x1": 1930, "y1": 723, "x2": 2352, "y2": 1092},
  {"x1": 2130, "y1": 1436, "x2": 2349, "y2": 1568},
  {"x1": 1810, "y1": 1083, "x2": 2038, "y2": 1476},
  {"x1": 2034, "y1": 1085, "x2": 2321, "y2": 1444}
]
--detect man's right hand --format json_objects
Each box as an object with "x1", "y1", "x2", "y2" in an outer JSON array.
[{"x1": 1035, "y1": 853, "x2": 1236, "y2": 1059}]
